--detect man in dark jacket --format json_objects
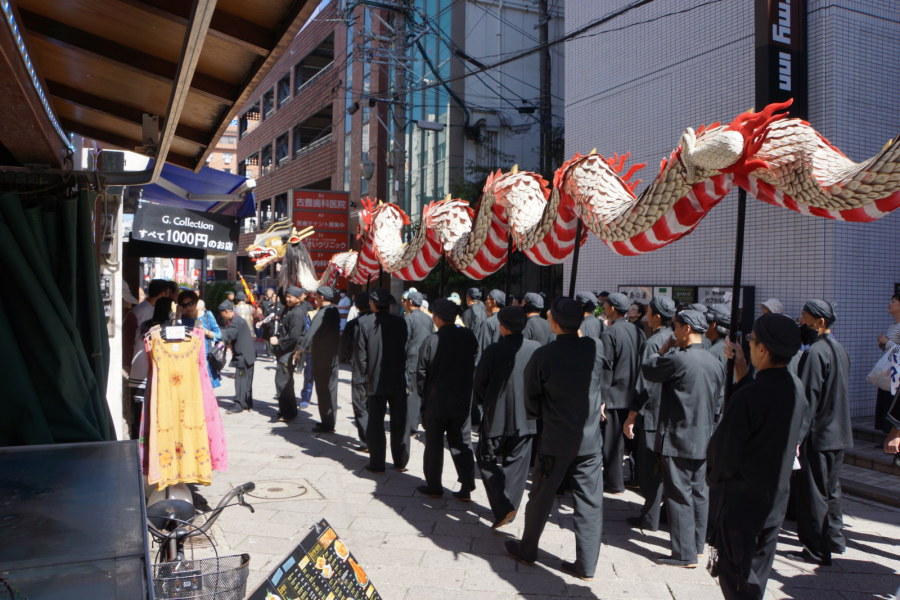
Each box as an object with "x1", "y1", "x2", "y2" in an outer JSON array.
[
  {"x1": 269, "y1": 287, "x2": 307, "y2": 421},
  {"x1": 416, "y1": 298, "x2": 479, "y2": 499},
  {"x1": 301, "y1": 286, "x2": 341, "y2": 433},
  {"x1": 474, "y1": 306, "x2": 541, "y2": 529},
  {"x1": 483, "y1": 289, "x2": 506, "y2": 344},
  {"x1": 623, "y1": 295, "x2": 675, "y2": 531},
  {"x1": 576, "y1": 291, "x2": 605, "y2": 341},
  {"x1": 642, "y1": 309, "x2": 724, "y2": 567},
  {"x1": 600, "y1": 292, "x2": 645, "y2": 493},
  {"x1": 787, "y1": 299, "x2": 853, "y2": 567},
  {"x1": 708, "y1": 313, "x2": 808, "y2": 600},
  {"x1": 522, "y1": 292, "x2": 554, "y2": 345},
  {"x1": 505, "y1": 297, "x2": 605, "y2": 581},
  {"x1": 462, "y1": 287, "x2": 491, "y2": 357},
  {"x1": 358, "y1": 288, "x2": 409, "y2": 472},
  {"x1": 706, "y1": 303, "x2": 730, "y2": 421},
  {"x1": 218, "y1": 300, "x2": 257, "y2": 413},
  {"x1": 340, "y1": 292, "x2": 371, "y2": 450},
  {"x1": 404, "y1": 291, "x2": 433, "y2": 434}
]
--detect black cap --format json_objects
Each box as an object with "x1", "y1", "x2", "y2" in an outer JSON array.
[
  {"x1": 466, "y1": 287, "x2": 482, "y2": 300},
  {"x1": 353, "y1": 291, "x2": 370, "y2": 310},
  {"x1": 317, "y1": 285, "x2": 336, "y2": 301},
  {"x1": 753, "y1": 313, "x2": 801, "y2": 356},
  {"x1": 803, "y1": 299, "x2": 836, "y2": 324},
  {"x1": 676, "y1": 309, "x2": 708, "y2": 333},
  {"x1": 575, "y1": 291, "x2": 599, "y2": 310},
  {"x1": 285, "y1": 285, "x2": 304, "y2": 298},
  {"x1": 369, "y1": 287, "x2": 395, "y2": 308},
  {"x1": 431, "y1": 298, "x2": 458, "y2": 322},
  {"x1": 488, "y1": 289, "x2": 506, "y2": 307},
  {"x1": 523, "y1": 292, "x2": 544, "y2": 311},
  {"x1": 707, "y1": 303, "x2": 731, "y2": 328},
  {"x1": 606, "y1": 292, "x2": 631, "y2": 314},
  {"x1": 217, "y1": 300, "x2": 234, "y2": 311},
  {"x1": 408, "y1": 291, "x2": 424, "y2": 306},
  {"x1": 235, "y1": 291, "x2": 247, "y2": 302},
  {"x1": 497, "y1": 305, "x2": 527, "y2": 332},
  {"x1": 649, "y1": 295, "x2": 676, "y2": 319},
  {"x1": 551, "y1": 296, "x2": 583, "y2": 330}
]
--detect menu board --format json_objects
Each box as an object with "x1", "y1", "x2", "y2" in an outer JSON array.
[{"x1": 247, "y1": 519, "x2": 381, "y2": 600}]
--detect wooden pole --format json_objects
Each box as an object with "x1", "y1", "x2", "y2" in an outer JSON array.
[
  {"x1": 504, "y1": 235, "x2": 513, "y2": 298},
  {"x1": 568, "y1": 219, "x2": 583, "y2": 298}
]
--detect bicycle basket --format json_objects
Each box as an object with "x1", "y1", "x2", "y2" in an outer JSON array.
[{"x1": 152, "y1": 553, "x2": 249, "y2": 600}]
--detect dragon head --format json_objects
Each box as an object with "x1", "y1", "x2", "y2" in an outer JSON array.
[{"x1": 246, "y1": 237, "x2": 286, "y2": 271}]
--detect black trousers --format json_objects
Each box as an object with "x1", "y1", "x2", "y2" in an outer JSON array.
[
  {"x1": 274, "y1": 353, "x2": 297, "y2": 419},
  {"x1": 601, "y1": 407, "x2": 629, "y2": 492},
  {"x1": 422, "y1": 414, "x2": 475, "y2": 492},
  {"x1": 406, "y1": 372, "x2": 421, "y2": 434},
  {"x1": 875, "y1": 388, "x2": 894, "y2": 433},
  {"x1": 312, "y1": 353, "x2": 338, "y2": 429},
  {"x1": 366, "y1": 393, "x2": 410, "y2": 471},
  {"x1": 636, "y1": 424, "x2": 663, "y2": 529},
  {"x1": 234, "y1": 364, "x2": 254, "y2": 410},
  {"x1": 661, "y1": 455, "x2": 708, "y2": 561},
  {"x1": 519, "y1": 452, "x2": 604, "y2": 577},
  {"x1": 476, "y1": 434, "x2": 534, "y2": 522},
  {"x1": 796, "y1": 446, "x2": 845, "y2": 561},
  {"x1": 715, "y1": 517, "x2": 780, "y2": 600},
  {"x1": 351, "y1": 381, "x2": 368, "y2": 446}
]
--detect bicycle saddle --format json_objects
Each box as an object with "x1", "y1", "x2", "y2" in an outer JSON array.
[{"x1": 147, "y1": 498, "x2": 195, "y2": 531}]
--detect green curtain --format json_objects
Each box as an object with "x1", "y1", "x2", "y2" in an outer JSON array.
[{"x1": 0, "y1": 189, "x2": 114, "y2": 445}]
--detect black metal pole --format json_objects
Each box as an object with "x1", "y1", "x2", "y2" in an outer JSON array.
[
  {"x1": 438, "y1": 256, "x2": 446, "y2": 298},
  {"x1": 378, "y1": 265, "x2": 384, "y2": 288},
  {"x1": 568, "y1": 219, "x2": 583, "y2": 298},
  {"x1": 724, "y1": 187, "x2": 747, "y2": 403},
  {"x1": 504, "y1": 235, "x2": 513, "y2": 298}
]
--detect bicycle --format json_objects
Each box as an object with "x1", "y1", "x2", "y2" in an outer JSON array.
[{"x1": 147, "y1": 482, "x2": 256, "y2": 600}]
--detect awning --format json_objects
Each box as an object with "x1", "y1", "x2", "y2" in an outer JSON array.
[{"x1": 139, "y1": 160, "x2": 255, "y2": 218}]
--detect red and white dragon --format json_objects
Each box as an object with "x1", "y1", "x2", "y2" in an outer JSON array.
[{"x1": 249, "y1": 100, "x2": 900, "y2": 284}]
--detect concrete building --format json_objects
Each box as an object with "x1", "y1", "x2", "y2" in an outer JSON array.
[{"x1": 564, "y1": 0, "x2": 900, "y2": 418}]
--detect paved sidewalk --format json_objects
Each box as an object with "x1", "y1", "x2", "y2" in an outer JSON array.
[{"x1": 193, "y1": 356, "x2": 900, "y2": 599}]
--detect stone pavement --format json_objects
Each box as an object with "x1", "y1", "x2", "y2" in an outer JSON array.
[{"x1": 192, "y1": 354, "x2": 900, "y2": 599}]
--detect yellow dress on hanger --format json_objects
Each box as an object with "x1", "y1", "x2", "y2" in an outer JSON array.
[{"x1": 146, "y1": 327, "x2": 213, "y2": 489}]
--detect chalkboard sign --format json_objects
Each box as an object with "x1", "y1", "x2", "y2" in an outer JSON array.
[{"x1": 247, "y1": 519, "x2": 381, "y2": 600}]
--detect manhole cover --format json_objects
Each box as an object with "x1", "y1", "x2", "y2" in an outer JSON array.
[{"x1": 240, "y1": 479, "x2": 321, "y2": 500}]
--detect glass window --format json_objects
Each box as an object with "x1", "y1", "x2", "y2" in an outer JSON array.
[
  {"x1": 260, "y1": 145, "x2": 272, "y2": 175},
  {"x1": 222, "y1": 152, "x2": 233, "y2": 165},
  {"x1": 220, "y1": 135, "x2": 236, "y2": 145},
  {"x1": 262, "y1": 89, "x2": 274, "y2": 118},
  {"x1": 276, "y1": 133, "x2": 289, "y2": 165},
  {"x1": 274, "y1": 193, "x2": 288, "y2": 221},
  {"x1": 277, "y1": 74, "x2": 291, "y2": 108}
]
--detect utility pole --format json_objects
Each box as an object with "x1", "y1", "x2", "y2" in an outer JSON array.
[
  {"x1": 538, "y1": 0, "x2": 551, "y2": 178},
  {"x1": 392, "y1": 1, "x2": 408, "y2": 213}
]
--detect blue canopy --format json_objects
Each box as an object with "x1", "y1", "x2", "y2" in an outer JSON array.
[{"x1": 139, "y1": 161, "x2": 255, "y2": 218}]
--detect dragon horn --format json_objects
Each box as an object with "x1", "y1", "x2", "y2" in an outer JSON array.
[
  {"x1": 590, "y1": 148, "x2": 597, "y2": 154},
  {"x1": 444, "y1": 193, "x2": 452, "y2": 201},
  {"x1": 511, "y1": 164, "x2": 519, "y2": 175}
]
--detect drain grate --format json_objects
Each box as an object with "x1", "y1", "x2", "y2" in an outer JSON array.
[{"x1": 238, "y1": 479, "x2": 321, "y2": 501}]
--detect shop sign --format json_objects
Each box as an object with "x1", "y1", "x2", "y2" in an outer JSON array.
[{"x1": 132, "y1": 203, "x2": 237, "y2": 252}]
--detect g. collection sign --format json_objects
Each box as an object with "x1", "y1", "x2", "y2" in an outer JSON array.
[{"x1": 132, "y1": 202, "x2": 238, "y2": 252}]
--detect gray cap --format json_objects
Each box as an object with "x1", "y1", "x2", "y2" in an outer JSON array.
[
  {"x1": 687, "y1": 303, "x2": 708, "y2": 314},
  {"x1": 606, "y1": 292, "x2": 631, "y2": 314},
  {"x1": 217, "y1": 300, "x2": 234, "y2": 311},
  {"x1": 676, "y1": 309, "x2": 708, "y2": 333},
  {"x1": 408, "y1": 291, "x2": 424, "y2": 306},
  {"x1": 317, "y1": 285, "x2": 336, "y2": 301},
  {"x1": 803, "y1": 299, "x2": 835, "y2": 324},
  {"x1": 488, "y1": 289, "x2": 506, "y2": 307},
  {"x1": 575, "y1": 291, "x2": 599, "y2": 310},
  {"x1": 551, "y1": 296, "x2": 583, "y2": 330},
  {"x1": 707, "y1": 303, "x2": 731, "y2": 328},
  {"x1": 369, "y1": 288, "x2": 395, "y2": 307},
  {"x1": 497, "y1": 305, "x2": 526, "y2": 332},
  {"x1": 466, "y1": 287, "x2": 482, "y2": 300},
  {"x1": 235, "y1": 291, "x2": 247, "y2": 302},
  {"x1": 523, "y1": 292, "x2": 544, "y2": 311},
  {"x1": 285, "y1": 285, "x2": 304, "y2": 298},
  {"x1": 649, "y1": 295, "x2": 676, "y2": 319},
  {"x1": 760, "y1": 298, "x2": 784, "y2": 314}
]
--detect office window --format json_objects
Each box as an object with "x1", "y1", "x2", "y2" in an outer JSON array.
[
  {"x1": 262, "y1": 89, "x2": 274, "y2": 119},
  {"x1": 277, "y1": 74, "x2": 291, "y2": 108},
  {"x1": 260, "y1": 144, "x2": 272, "y2": 175},
  {"x1": 222, "y1": 152, "x2": 233, "y2": 165},
  {"x1": 274, "y1": 193, "x2": 288, "y2": 221},
  {"x1": 275, "y1": 133, "x2": 289, "y2": 165}
]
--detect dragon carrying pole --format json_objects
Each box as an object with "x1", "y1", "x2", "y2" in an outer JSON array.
[
  {"x1": 568, "y1": 218, "x2": 583, "y2": 298},
  {"x1": 724, "y1": 187, "x2": 747, "y2": 403}
]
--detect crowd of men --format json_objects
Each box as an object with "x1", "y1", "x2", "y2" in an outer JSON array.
[{"x1": 225, "y1": 280, "x2": 858, "y2": 599}]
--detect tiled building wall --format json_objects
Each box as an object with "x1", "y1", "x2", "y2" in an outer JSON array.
[{"x1": 564, "y1": 0, "x2": 900, "y2": 417}]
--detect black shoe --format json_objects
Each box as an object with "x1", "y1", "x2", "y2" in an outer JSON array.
[
  {"x1": 355, "y1": 445, "x2": 369, "y2": 453},
  {"x1": 560, "y1": 561, "x2": 593, "y2": 581},
  {"x1": 785, "y1": 549, "x2": 831, "y2": 566},
  {"x1": 491, "y1": 510, "x2": 517, "y2": 529},
  {"x1": 626, "y1": 515, "x2": 657, "y2": 532},
  {"x1": 417, "y1": 485, "x2": 443, "y2": 498},
  {"x1": 394, "y1": 466, "x2": 408, "y2": 473},
  {"x1": 504, "y1": 540, "x2": 535, "y2": 566},
  {"x1": 226, "y1": 406, "x2": 243, "y2": 414},
  {"x1": 452, "y1": 487, "x2": 471, "y2": 502},
  {"x1": 312, "y1": 424, "x2": 335, "y2": 433},
  {"x1": 277, "y1": 413, "x2": 296, "y2": 422},
  {"x1": 364, "y1": 465, "x2": 385, "y2": 474},
  {"x1": 655, "y1": 557, "x2": 698, "y2": 568}
]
